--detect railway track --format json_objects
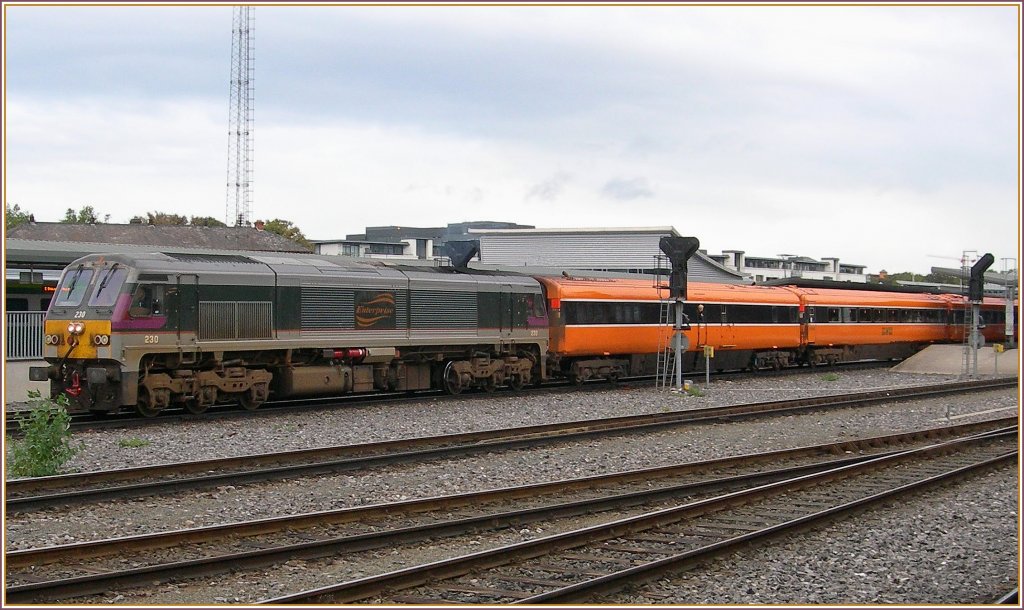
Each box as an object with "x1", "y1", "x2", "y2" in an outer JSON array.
[
  {"x1": 5, "y1": 360, "x2": 895, "y2": 436},
  {"x1": 5, "y1": 377, "x2": 1015, "y2": 512},
  {"x1": 264, "y1": 426, "x2": 1016, "y2": 605},
  {"x1": 4, "y1": 419, "x2": 1014, "y2": 604}
]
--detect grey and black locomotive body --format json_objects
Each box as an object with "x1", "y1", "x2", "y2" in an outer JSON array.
[{"x1": 32, "y1": 251, "x2": 549, "y2": 417}]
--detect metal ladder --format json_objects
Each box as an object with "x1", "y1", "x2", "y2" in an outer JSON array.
[
  {"x1": 959, "y1": 253, "x2": 977, "y2": 378},
  {"x1": 655, "y1": 297, "x2": 676, "y2": 389},
  {"x1": 652, "y1": 255, "x2": 679, "y2": 389}
]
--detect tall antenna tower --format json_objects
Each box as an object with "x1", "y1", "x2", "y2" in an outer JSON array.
[{"x1": 226, "y1": 6, "x2": 255, "y2": 227}]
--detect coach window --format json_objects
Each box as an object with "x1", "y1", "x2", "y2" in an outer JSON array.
[{"x1": 827, "y1": 307, "x2": 840, "y2": 323}]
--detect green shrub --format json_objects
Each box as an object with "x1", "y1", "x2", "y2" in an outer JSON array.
[
  {"x1": 118, "y1": 437, "x2": 151, "y2": 449},
  {"x1": 6, "y1": 392, "x2": 81, "y2": 478},
  {"x1": 821, "y1": 373, "x2": 840, "y2": 382},
  {"x1": 685, "y1": 385, "x2": 705, "y2": 397}
]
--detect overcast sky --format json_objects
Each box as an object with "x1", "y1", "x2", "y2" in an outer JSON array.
[{"x1": 3, "y1": 2, "x2": 1019, "y2": 274}]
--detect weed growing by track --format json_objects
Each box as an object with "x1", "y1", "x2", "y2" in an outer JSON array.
[
  {"x1": 5, "y1": 391, "x2": 81, "y2": 477},
  {"x1": 118, "y1": 437, "x2": 152, "y2": 449},
  {"x1": 821, "y1": 373, "x2": 841, "y2": 382},
  {"x1": 685, "y1": 385, "x2": 705, "y2": 397}
]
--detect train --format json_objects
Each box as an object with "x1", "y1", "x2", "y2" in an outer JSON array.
[{"x1": 29, "y1": 251, "x2": 1015, "y2": 416}]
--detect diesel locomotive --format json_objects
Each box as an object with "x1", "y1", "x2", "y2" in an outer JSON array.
[
  {"x1": 30, "y1": 251, "x2": 1013, "y2": 416},
  {"x1": 30, "y1": 252, "x2": 547, "y2": 416}
]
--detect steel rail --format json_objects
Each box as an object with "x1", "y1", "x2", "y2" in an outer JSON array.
[
  {"x1": 4, "y1": 360, "x2": 895, "y2": 437},
  {"x1": 5, "y1": 378, "x2": 1016, "y2": 513},
  {"x1": 4, "y1": 421, "x2": 1014, "y2": 604},
  {"x1": 259, "y1": 430, "x2": 1016, "y2": 604},
  {"x1": 6, "y1": 416, "x2": 1013, "y2": 570}
]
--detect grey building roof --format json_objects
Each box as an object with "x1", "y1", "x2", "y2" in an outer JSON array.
[
  {"x1": 3, "y1": 223, "x2": 312, "y2": 272},
  {"x1": 6, "y1": 222, "x2": 310, "y2": 254}
]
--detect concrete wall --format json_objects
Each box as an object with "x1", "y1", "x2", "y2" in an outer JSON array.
[{"x1": 4, "y1": 360, "x2": 49, "y2": 405}]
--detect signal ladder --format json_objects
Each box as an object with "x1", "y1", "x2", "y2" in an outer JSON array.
[
  {"x1": 655, "y1": 296, "x2": 678, "y2": 389},
  {"x1": 653, "y1": 257, "x2": 682, "y2": 390},
  {"x1": 959, "y1": 254, "x2": 976, "y2": 378}
]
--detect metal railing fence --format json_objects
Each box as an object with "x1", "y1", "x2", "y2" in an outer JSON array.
[{"x1": 6, "y1": 311, "x2": 45, "y2": 360}]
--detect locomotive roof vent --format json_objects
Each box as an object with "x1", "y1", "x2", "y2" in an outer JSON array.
[{"x1": 445, "y1": 240, "x2": 481, "y2": 271}]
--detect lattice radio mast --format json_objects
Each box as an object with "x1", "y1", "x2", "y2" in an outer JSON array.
[{"x1": 226, "y1": 6, "x2": 255, "y2": 227}]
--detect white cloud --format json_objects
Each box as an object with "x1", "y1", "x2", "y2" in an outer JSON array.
[{"x1": 4, "y1": 4, "x2": 1018, "y2": 276}]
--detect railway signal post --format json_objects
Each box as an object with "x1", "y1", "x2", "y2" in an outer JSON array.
[
  {"x1": 966, "y1": 253, "x2": 995, "y2": 378},
  {"x1": 659, "y1": 236, "x2": 701, "y2": 391}
]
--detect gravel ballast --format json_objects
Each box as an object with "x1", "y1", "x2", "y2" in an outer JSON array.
[{"x1": 3, "y1": 369, "x2": 1019, "y2": 605}]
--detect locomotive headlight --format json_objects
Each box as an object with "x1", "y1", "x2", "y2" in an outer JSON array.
[
  {"x1": 67, "y1": 322, "x2": 85, "y2": 335},
  {"x1": 45, "y1": 334, "x2": 63, "y2": 346},
  {"x1": 92, "y1": 334, "x2": 110, "y2": 346}
]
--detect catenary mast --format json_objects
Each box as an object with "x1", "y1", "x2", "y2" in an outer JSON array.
[{"x1": 225, "y1": 6, "x2": 254, "y2": 227}]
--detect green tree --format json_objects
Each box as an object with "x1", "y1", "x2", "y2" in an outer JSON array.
[
  {"x1": 129, "y1": 211, "x2": 189, "y2": 225},
  {"x1": 189, "y1": 216, "x2": 227, "y2": 227},
  {"x1": 258, "y1": 218, "x2": 313, "y2": 250},
  {"x1": 5, "y1": 203, "x2": 33, "y2": 232},
  {"x1": 61, "y1": 205, "x2": 109, "y2": 224}
]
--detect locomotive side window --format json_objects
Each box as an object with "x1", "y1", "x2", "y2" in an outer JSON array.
[
  {"x1": 54, "y1": 267, "x2": 94, "y2": 307},
  {"x1": 130, "y1": 285, "x2": 165, "y2": 317},
  {"x1": 526, "y1": 294, "x2": 546, "y2": 319}
]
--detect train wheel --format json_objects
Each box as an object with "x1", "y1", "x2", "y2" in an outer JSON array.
[
  {"x1": 135, "y1": 387, "x2": 162, "y2": 418},
  {"x1": 509, "y1": 374, "x2": 524, "y2": 391},
  {"x1": 239, "y1": 381, "x2": 269, "y2": 411},
  {"x1": 184, "y1": 398, "x2": 208, "y2": 415},
  {"x1": 238, "y1": 390, "x2": 262, "y2": 411},
  {"x1": 483, "y1": 376, "x2": 497, "y2": 393},
  {"x1": 443, "y1": 362, "x2": 463, "y2": 395}
]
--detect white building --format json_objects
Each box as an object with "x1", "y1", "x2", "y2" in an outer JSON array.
[{"x1": 710, "y1": 250, "x2": 868, "y2": 283}]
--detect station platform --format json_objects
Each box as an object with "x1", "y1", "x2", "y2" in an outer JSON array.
[
  {"x1": 890, "y1": 345, "x2": 1019, "y2": 376},
  {"x1": 3, "y1": 360, "x2": 49, "y2": 406}
]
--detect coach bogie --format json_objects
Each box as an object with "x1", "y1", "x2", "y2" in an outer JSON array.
[
  {"x1": 750, "y1": 350, "x2": 793, "y2": 371},
  {"x1": 567, "y1": 358, "x2": 628, "y2": 385}
]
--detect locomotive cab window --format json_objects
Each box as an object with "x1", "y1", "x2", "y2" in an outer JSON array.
[
  {"x1": 89, "y1": 266, "x2": 129, "y2": 307},
  {"x1": 53, "y1": 267, "x2": 94, "y2": 307}
]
